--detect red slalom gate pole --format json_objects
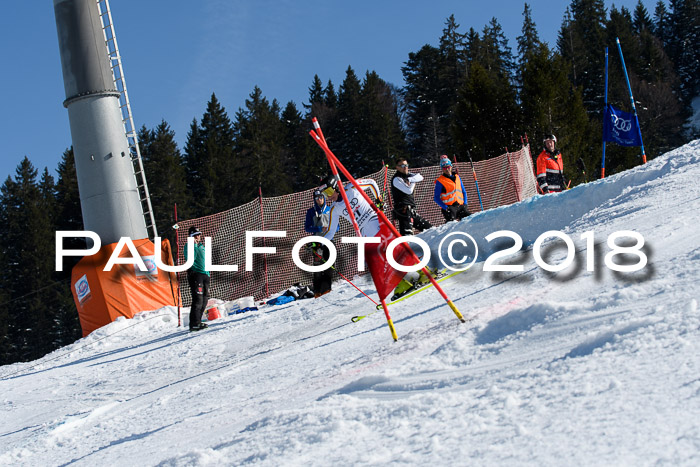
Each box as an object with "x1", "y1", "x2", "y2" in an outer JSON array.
[
  {"x1": 174, "y1": 203, "x2": 181, "y2": 327},
  {"x1": 311, "y1": 121, "x2": 398, "y2": 340},
  {"x1": 310, "y1": 125, "x2": 465, "y2": 328},
  {"x1": 312, "y1": 118, "x2": 361, "y2": 236}
]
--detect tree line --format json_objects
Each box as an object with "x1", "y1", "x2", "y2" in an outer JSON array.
[{"x1": 1, "y1": 0, "x2": 697, "y2": 365}]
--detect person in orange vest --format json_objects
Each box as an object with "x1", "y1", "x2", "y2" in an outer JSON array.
[
  {"x1": 536, "y1": 134, "x2": 567, "y2": 193},
  {"x1": 433, "y1": 156, "x2": 470, "y2": 222}
]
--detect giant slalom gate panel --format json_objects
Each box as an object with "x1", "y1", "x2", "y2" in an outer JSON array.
[{"x1": 176, "y1": 145, "x2": 537, "y2": 305}]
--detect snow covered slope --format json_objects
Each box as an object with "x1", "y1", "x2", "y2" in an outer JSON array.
[{"x1": 1, "y1": 140, "x2": 699, "y2": 466}]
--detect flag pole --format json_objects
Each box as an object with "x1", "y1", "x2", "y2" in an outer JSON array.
[
  {"x1": 467, "y1": 150, "x2": 485, "y2": 211},
  {"x1": 311, "y1": 119, "x2": 398, "y2": 340},
  {"x1": 312, "y1": 118, "x2": 361, "y2": 235},
  {"x1": 616, "y1": 37, "x2": 647, "y2": 164},
  {"x1": 602, "y1": 47, "x2": 608, "y2": 179}
]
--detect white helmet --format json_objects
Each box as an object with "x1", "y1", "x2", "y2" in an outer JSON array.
[{"x1": 544, "y1": 134, "x2": 557, "y2": 143}]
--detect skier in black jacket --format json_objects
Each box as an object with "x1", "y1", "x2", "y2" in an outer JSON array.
[{"x1": 391, "y1": 158, "x2": 432, "y2": 236}]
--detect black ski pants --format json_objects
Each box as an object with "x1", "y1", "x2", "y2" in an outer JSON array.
[
  {"x1": 441, "y1": 203, "x2": 470, "y2": 222},
  {"x1": 393, "y1": 205, "x2": 432, "y2": 236},
  {"x1": 188, "y1": 272, "x2": 210, "y2": 328}
]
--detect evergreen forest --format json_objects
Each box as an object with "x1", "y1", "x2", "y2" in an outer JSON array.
[{"x1": 1, "y1": 1, "x2": 698, "y2": 365}]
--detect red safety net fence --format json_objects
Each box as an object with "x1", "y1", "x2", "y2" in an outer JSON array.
[{"x1": 176, "y1": 144, "x2": 537, "y2": 305}]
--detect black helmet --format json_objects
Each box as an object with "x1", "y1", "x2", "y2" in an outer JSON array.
[
  {"x1": 188, "y1": 226, "x2": 202, "y2": 237},
  {"x1": 313, "y1": 189, "x2": 324, "y2": 200},
  {"x1": 543, "y1": 134, "x2": 557, "y2": 144},
  {"x1": 318, "y1": 174, "x2": 338, "y2": 197}
]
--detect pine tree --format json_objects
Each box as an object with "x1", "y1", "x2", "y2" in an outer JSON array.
[
  {"x1": 480, "y1": 17, "x2": 516, "y2": 83},
  {"x1": 464, "y1": 27, "x2": 481, "y2": 78},
  {"x1": 358, "y1": 71, "x2": 408, "y2": 174},
  {"x1": 520, "y1": 44, "x2": 594, "y2": 184},
  {"x1": 667, "y1": 0, "x2": 700, "y2": 103},
  {"x1": 653, "y1": 0, "x2": 672, "y2": 47},
  {"x1": 607, "y1": 6, "x2": 641, "y2": 106},
  {"x1": 324, "y1": 80, "x2": 338, "y2": 109},
  {"x1": 558, "y1": 0, "x2": 608, "y2": 114},
  {"x1": 517, "y1": 3, "x2": 542, "y2": 64},
  {"x1": 452, "y1": 61, "x2": 520, "y2": 160},
  {"x1": 139, "y1": 121, "x2": 191, "y2": 245},
  {"x1": 437, "y1": 14, "x2": 467, "y2": 155},
  {"x1": 304, "y1": 75, "x2": 325, "y2": 110},
  {"x1": 183, "y1": 118, "x2": 209, "y2": 214},
  {"x1": 335, "y1": 66, "x2": 365, "y2": 175},
  {"x1": 281, "y1": 100, "x2": 311, "y2": 190},
  {"x1": 232, "y1": 86, "x2": 292, "y2": 202},
  {"x1": 0, "y1": 159, "x2": 58, "y2": 362},
  {"x1": 517, "y1": 3, "x2": 542, "y2": 100},
  {"x1": 401, "y1": 44, "x2": 448, "y2": 164},
  {"x1": 53, "y1": 148, "x2": 83, "y2": 346},
  {"x1": 633, "y1": 0, "x2": 654, "y2": 34},
  {"x1": 184, "y1": 93, "x2": 235, "y2": 215},
  {"x1": 453, "y1": 18, "x2": 520, "y2": 159},
  {"x1": 300, "y1": 76, "x2": 339, "y2": 188},
  {"x1": 0, "y1": 240, "x2": 8, "y2": 363}
]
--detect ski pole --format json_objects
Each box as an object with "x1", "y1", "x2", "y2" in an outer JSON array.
[
  {"x1": 381, "y1": 161, "x2": 389, "y2": 201},
  {"x1": 467, "y1": 150, "x2": 484, "y2": 211},
  {"x1": 351, "y1": 309, "x2": 380, "y2": 323},
  {"x1": 309, "y1": 246, "x2": 378, "y2": 307}
]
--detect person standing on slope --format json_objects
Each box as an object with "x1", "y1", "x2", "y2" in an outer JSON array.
[
  {"x1": 184, "y1": 226, "x2": 210, "y2": 331},
  {"x1": 433, "y1": 156, "x2": 470, "y2": 222},
  {"x1": 391, "y1": 157, "x2": 432, "y2": 236},
  {"x1": 536, "y1": 134, "x2": 567, "y2": 193},
  {"x1": 304, "y1": 189, "x2": 333, "y2": 298}
]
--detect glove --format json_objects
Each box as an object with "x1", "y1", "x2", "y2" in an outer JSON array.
[{"x1": 375, "y1": 198, "x2": 384, "y2": 211}]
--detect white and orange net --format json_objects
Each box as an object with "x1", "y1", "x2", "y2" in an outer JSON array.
[{"x1": 176, "y1": 145, "x2": 537, "y2": 305}]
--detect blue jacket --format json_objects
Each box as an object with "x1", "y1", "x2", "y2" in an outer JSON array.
[{"x1": 305, "y1": 201, "x2": 331, "y2": 234}]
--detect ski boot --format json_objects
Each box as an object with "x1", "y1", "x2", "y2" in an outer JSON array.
[
  {"x1": 415, "y1": 266, "x2": 441, "y2": 286},
  {"x1": 391, "y1": 280, "x2": 414, "y2": 301}
]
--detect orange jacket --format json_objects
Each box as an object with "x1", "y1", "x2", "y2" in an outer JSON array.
[{"x1": 536, "y1": 149, "x2": 565, "y2": 193}]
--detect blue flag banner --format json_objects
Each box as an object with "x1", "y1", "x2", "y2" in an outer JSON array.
[{"x1": 603, "y1": 104, "x2": 642, "y2": 147}]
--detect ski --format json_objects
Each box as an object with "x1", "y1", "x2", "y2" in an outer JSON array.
[{"x1": 377, "y1": 269, "x2": 464, "y2": 310}]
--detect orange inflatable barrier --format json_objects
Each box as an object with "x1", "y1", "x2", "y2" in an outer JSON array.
[{"x1": 71, "y1": 238, "x2": 178, "y2": 336}]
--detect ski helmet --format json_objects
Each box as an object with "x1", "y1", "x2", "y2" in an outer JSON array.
[
  {"x1": 188, "y1": 226, "x2": 202, "y2": 237},
  {"x1": 544, "y1": 134, "x2": 557, "y2": 144},
  {"x1": 313, "y1": 189, "x2": 325, "y2": 200},
  {"x1": 318, "y1": 174, "x2": 338, "y2": 197},
  {"x1": 440, "y1": 157, "x2": 452, "y2": 168}
]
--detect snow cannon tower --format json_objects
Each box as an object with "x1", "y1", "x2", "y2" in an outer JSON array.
[{"x1": 54, "y1": 0, "x2": 175, "y2": 336}]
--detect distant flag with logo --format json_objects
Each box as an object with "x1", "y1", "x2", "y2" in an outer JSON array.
[
  {"x1": 601, "y1": 39, "x2": 647, "y2": 178},
  {"x1": 603, "y1": 104, "x2": 642, "y2": 147}
]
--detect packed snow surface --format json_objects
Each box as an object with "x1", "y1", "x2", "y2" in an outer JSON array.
[{"x1": 2, "y1": 141, "x2": 700, "y2": 466}]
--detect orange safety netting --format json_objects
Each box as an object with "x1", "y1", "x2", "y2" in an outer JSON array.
[{"x1": 176, "y1": 145, "x2": 537, "y2": 305}]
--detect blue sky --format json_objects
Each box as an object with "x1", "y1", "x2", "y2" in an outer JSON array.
[{"x1": 1, "y1": 0, "x2": 656, "y2": 183}]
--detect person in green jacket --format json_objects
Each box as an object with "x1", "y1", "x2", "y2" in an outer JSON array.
[{"x1": 184, "y1": 226, "x2": 210, "y2": 331}]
